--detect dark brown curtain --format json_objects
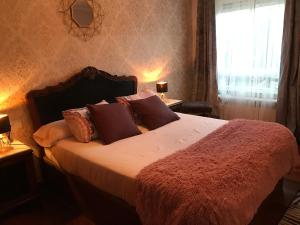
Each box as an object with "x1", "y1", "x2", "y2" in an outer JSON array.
[
  {"x1": 277, "y1": 0, "x2": 300, "y2": 143},
  {"x1": 193, "y1": 0, "x2": 219, "y2": 114}
]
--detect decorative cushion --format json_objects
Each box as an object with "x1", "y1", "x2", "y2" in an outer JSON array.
[
  {"x1": 33, "y1": 120, "x2": 72, "y2": 147},
  {"x1": 129, "y1": 95, "x2": 180, "y2": 130},
  {"x1": 63, "y1": 100, "x2": 108, "y2": 143},
  {"x1": 87, "y1": 103, "x2": 142, "y2": 144},
  {"x1": 116, "y1": 89, "x2": 156, "y2": 121}
]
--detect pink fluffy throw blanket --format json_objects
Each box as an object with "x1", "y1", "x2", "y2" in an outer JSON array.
[{"x1": 136, "y1": 120, "x2": 299, "y2": 225}]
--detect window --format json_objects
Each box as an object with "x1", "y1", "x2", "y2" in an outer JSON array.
[{"x1": 215, "y1": 0, "x2": 285, "y2": 101}]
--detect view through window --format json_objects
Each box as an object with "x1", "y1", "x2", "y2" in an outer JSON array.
[{"x1": 215, "y1": 0, "x2": 285, "y2": 101}]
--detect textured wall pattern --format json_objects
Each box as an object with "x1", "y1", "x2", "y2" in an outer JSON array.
[{"x1": 0, "y1": 0, "x2": 193, "y2": 149}]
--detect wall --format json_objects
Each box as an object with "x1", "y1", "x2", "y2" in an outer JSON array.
[{"x1": 0, "y1": 0, "x2": 194, "y2": 149}]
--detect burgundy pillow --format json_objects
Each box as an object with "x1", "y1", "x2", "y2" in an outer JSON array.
[
  {"x1": 87, "y1": 103, "x2": 142, "y2": 144},
  {"x1": 129, "y1": 95, "x2": 180, "y2": 130}
]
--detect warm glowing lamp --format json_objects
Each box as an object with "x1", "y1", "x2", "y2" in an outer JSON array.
[
  {"x1": 0, "y1": 114, "x2": 11, "y2": 151},
  {"x1": 156, "y1": 81, "x2": 168, "y2": 101}
]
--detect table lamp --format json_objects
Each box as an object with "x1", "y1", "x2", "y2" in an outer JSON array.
[
  {"x1": 156, "y1": 81, "x2": 168, "y2": 101},
  {"x1": 0, "y1": 114, "x2": 11, "y2": 151}
]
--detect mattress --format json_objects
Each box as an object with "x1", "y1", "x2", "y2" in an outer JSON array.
[
  {"x1": 43, "y1": 124, "x2": 149, "y2": 169},
  {"x1": 49, "y1": 113, "x2": 227, "y2": 205}
]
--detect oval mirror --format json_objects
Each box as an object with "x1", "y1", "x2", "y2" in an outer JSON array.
[{"x1": 71, "y1": 0, "x2": 94, "y2": 28}]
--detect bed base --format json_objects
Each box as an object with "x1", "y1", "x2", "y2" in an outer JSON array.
[
  {"x1": 42, "y1": 159, "x2": 284, "y2": 225},
  {"x1": 43, "y1": 160, "x2": 141, "y2": 225}
]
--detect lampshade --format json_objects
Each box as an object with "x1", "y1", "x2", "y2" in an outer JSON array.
[
  {"x1": 156, "y1": 81, "x2": 168, "y2": 93},
  {"x1": 0, "y1": 114, "x2": 10, "y2": 134}
]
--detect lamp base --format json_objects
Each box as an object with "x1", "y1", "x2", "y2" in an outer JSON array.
[
  {"x1": 0, "y1": 133, "x2": 12, "y2": 152},
  {"x1": 159, "y1": 93, "x2": 168, "y2": 102}
]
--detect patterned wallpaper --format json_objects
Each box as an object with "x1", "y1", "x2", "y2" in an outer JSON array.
[{"x1": 0, "y1": 0, "x2": 194, "y2": 149}]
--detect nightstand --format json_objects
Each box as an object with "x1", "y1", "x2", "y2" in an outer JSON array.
[
  {"x1": 0, "y1": 141, "x2": 37, "y2": 214},
  {"x1": 164, "y1": 99, "x2": 183, "y2": 111}
]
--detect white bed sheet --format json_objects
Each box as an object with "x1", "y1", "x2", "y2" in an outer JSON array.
[
  {"x1": 44, "y1": 148, "x2": 61, "y2": 169},
  {"x1": 50, "y1": 113, "x2": 227, "y2": 205},
  {"x1": 43, "y1": 124, "x2": 149, "y2": 170}
]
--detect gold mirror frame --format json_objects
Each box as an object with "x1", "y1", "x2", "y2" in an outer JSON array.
[{"x1": 59, "y1": 0, "x2": 104, "y2": 41}]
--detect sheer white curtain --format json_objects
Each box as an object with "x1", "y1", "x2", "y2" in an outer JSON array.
[{"x1": 215, "y1": 0, "x2": 285, "y2": 121}]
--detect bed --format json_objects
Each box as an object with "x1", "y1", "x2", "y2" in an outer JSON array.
[{"x1": 26, "y1": 66, "x2": 299, "y2": 225}]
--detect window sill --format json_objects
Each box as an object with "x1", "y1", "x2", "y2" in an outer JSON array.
[{"x1": 218, "y1": 95, "x2": 277, "y2": 104}]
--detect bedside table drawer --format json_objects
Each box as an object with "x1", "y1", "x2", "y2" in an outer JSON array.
[
  {"x1": 169, "y1": 104, "x2": 182, "y2": 112},
  {"x1": 0, "y1": 161, "x2": 29, "y2": 202},
  {"x1": 164, "y1": 99, "x2": 183, "y2": 112},
  {"x1": 0, "y1": 147, "x2": 37, "y2": 213}
]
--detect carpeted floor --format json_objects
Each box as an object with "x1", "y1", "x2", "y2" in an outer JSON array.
[
  {"x1": 0, "y1": 189, "x2": 94, "y2": 225},
  {"x1": 279, "y1": 191, "x2": 300, "y2": 225},
  {"x1": 1, "y1": 179, "x2": 300, "y2": 225}
]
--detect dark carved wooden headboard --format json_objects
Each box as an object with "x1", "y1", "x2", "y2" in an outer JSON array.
[{"x1": 26, "y1": 66, "x2": 137, "y2": 130}]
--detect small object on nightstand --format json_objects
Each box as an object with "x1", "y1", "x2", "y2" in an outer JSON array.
[
  {"x1": 0, "y1": 114, "x2": 12, "y2": 152},
  {"x1": 156, "y1": 81, "x2": 168, "y2": 100},
  {"x1": 0, "y1": 140, "x2": 37, "y2": 214}
]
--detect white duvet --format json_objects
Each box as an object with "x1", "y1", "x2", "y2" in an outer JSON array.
[{"x1": 50, "y1": 113, "x2": 227, "y2": 205}]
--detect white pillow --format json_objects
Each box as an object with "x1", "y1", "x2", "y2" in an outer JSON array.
[{"x1": 33, "y1": 120, "x2": 72, "y2": 148}]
